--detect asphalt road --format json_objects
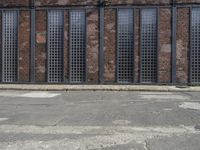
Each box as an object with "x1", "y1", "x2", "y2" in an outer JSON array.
[{"x1": 0, "y1": 90, "x2": 200, "y2": 150}]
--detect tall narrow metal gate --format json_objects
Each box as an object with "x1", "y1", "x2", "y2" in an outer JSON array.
[
  {"x1": 47, "y1": 10, "x2": 64, "y2": 83},
  {"x1": 140, "y1": 9, "x2": 158, "y2": 83},
  {"x1": 69, "y1": 10, "x2": 86, "y2": 83},
  {"x1": 2, "y1": 11, "x2": 18, "y2": 82},
  {"x1": 117, "y1": 9, "x2": 134, "y2": 83}
]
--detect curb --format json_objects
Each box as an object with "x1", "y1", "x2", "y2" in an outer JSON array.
[{"x1": 0, "y1": 84, "x2": 199, "y2": 92}]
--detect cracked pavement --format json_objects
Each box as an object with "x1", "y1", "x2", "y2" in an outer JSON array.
[{"x1": 0, "y1": 91, "x2": 200, "y2": 150}]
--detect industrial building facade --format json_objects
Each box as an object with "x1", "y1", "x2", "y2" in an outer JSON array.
[{"x1": 0, "y1": 0, "x2": 199, "y2": 85}]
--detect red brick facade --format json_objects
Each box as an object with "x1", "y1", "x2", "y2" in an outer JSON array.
[{"x1": 0, "y1": 0, "x2": 199, "y2": 84}]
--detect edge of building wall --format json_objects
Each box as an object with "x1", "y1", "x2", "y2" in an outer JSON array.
[{"x1": 0, "y1": 84, "x2": 199, "y2": 92}]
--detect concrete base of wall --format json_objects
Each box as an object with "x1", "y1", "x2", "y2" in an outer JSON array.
[{"x1": 0, "y1": 84, "x2": 199, "y2": 92}]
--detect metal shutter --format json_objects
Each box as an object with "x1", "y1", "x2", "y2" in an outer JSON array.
[
  {"x1": 117, "y1": 9, "x2": 134, "y2": 83},
  {"x1": 70, "y1": 10, "x2": 86, "y2": 83},
  {"x1": 2, "y1": 11, "x2": 18, "y2": 82},
  {"x1": 141, "y1": 9, "x2": 157, "y2": 83},
  {"x1": 47, "y1": 10, "x2": 64, "y2": 83}
]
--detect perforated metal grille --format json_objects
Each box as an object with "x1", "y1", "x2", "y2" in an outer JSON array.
[
  {"x1": 70, "y1": 10, "x2": 86, "y2": 83},
  {"x1": 191, "y1": 8, "x2": 200, "y2": 84},
  {"x1": 141, "y1": 9, "x2": 157, "y2": 83},
  {"x1": 47, "y1": 10, "x2": 64, "y2": 83},
  {"x1": 117, "y1": 9, "x2": 134, "y2": 83},
  {"x1": 2, "y1": 11, "x2": 18, "y2": 82}
]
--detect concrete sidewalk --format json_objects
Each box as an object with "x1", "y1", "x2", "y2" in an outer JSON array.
[{"x1": 0, "y1": 84, "x2": 199, "y2": 92}]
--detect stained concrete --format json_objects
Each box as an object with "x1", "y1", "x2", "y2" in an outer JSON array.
[
  {"x1": 1, "y1": 84, "x2": 200, "y2": 92},
  {"x1": 0, "y1": 91, "x2": 200, "y2": 149}
]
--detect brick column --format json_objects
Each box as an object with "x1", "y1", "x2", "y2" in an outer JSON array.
[
  {"x1": 19, "y1": 11, "x2": 31, "y2": 82},
  {"x1": 176, "y1": 8, "x2": 189, "y2": 84},
  {"x1": 158, "y1": 8, "x2": 172, "y2": 83},
  {"x1": 104, "y1": 9, "x2": 116, "y2": 82},
  {"x1": 87, "y1": 9, "x2": 99, "y2": 83},
  {"x1": 134, "y1": 9, "x2": 140, "y2": 83},
  {"x1": 35, "y1": 11, "x2": 47, "y2": 82}
]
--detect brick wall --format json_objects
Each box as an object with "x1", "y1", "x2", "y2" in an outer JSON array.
[{"x1": 0, "y1": 0, "x2": 198, "y2": 84}]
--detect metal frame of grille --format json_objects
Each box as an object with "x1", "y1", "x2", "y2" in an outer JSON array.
[
  {"x1": 2, "y1": 10, "x2": 18, "y2": 82},
  {"x1": 117, "y1": 9, "x2": 134, "y2": 83},
  {"x1": 69, "y1": 10, "x2": 86, "y2": 83},
  {"x1": 47, "y1": 10, "x2": 64, "y2": 83},
  {"x1": 140, "y1": 8, "x2": 158, "y2": 83},
  {"x1": 190, "y1": 8, "x2": 200, "y2": 84}
]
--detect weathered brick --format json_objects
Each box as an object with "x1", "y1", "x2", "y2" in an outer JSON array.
[
  {"x1": 158, "y1": 8, "x2": 172, "y2": 83},
  {"x1": 87, "y1": 9, "x2": 99, "y2": 83},
  {"x1": 35, "y1": 11, "x2": 47, "y2": 82},
  {"x1": 104, "y1": 9, "x2": 116, "y2": 82},
  {"x1": 176, "y1": 8, "x2": 189, "y2": 83},
  {"x1": 134, "y1": 9, "x2": 140, "y2": 83},
  {"x1": 1, "y1": 0, "x2": 200, "y2": 7},
  {"x1": 35, "y1": 0, "x2": 98, "y2": 6},
  {"x1": 107, "y1": 0, "x2": 171, "y2": 5},
  {"x1": 19, "y1": 11, "x2": 30, "y2": 82},
  {"x1": 176, "y1": 0, "x2": 200, "y2": 3},
  {"x1": 0, "y1": 0, "x2": 29, "y2": 6}
]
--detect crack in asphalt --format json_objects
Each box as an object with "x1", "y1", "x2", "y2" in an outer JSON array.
[
  {"x1": 52, "y1": 116, "x2": 66, "y2": 126},
  {"x1": 144, "y1": 140, "x2": 151, "y2": 150}
]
